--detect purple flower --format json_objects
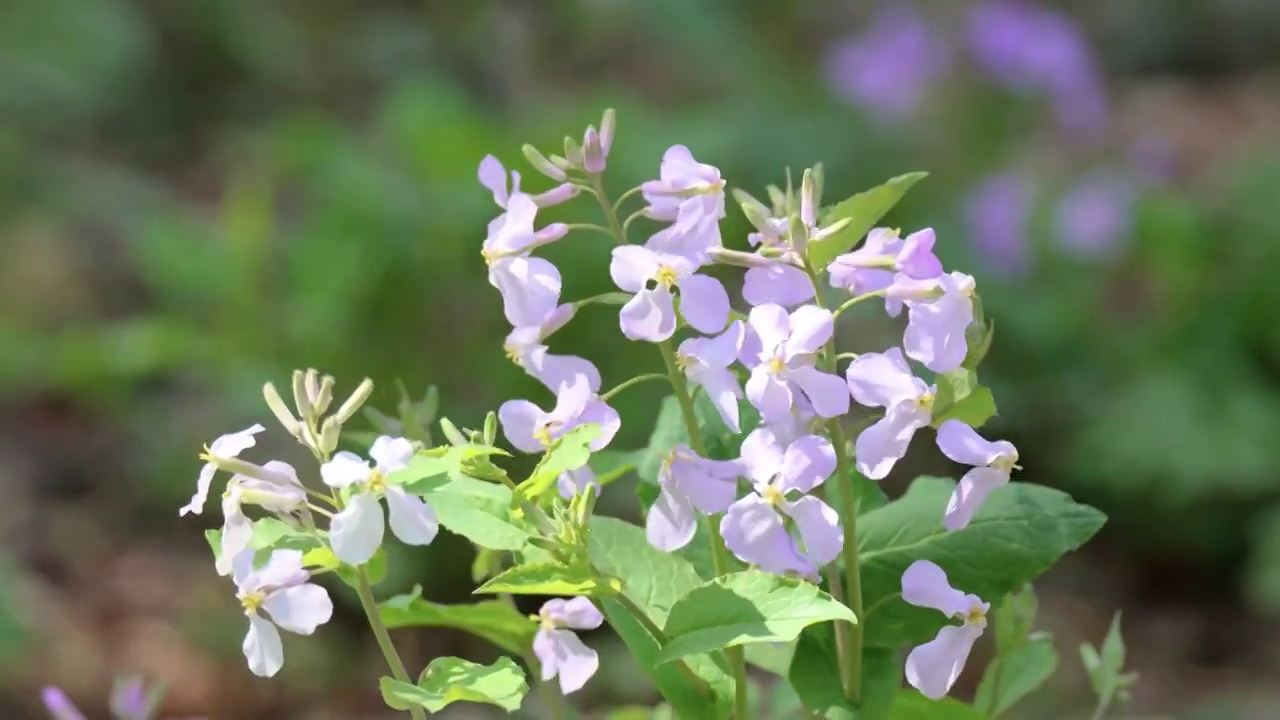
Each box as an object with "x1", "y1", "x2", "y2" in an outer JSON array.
[
  {"x1": 743, "y1": 304, "x2": 851, "y2": 422},
  {"x1": 232, "y1": 549, "x2": 334, "y2": 677},
  {"x1": 647, "y1": 446, "x2": 744, "y2": 551},
  {"x1": 829, "y1": 227, "x2": 943, "y2": 314},
  {"x1": 720, "y1": 429, "x2": 841, "y2": 576},
  {"x1": 846, "y1": 348, "x2": 936, "y2": 479},
  {"x1": 183, "y1": 424, "x2": 266, "y2": 517},
  {"x1": 887, "y1": 271, "x2": 976, "y2": 373},
  {"x1": 217, "y1": 460, "x2": 307, "y2": 575},
  {"x1": 110, "y1": 678, "x2": 148, "y2": 720},
  {"x1": 499, "y1": 375, "x2": 621, "y2": 454},
  {"x1": 321, "y1": 436, "x2": 439, "y2": 565},
  {"x1": 609, "y1": 245, "x2": 730, "y2": 342},
  {"x1": 642, "y1": 145, "x2": 726, "y2": 227},
  {"x1": 488, "y1": 255, "x2": 564, "y2": 329},
  {"x1": 534, "y1": 597, "x2": 604, "y2": 694},
  {"x1": 1054, "y1": 171, "x2": 1134, "y2": 259},
  {"x1": 901, "y1": 560, "x2": 988, "y2": 699},
  {"x1": 676, "y1": 321, "x2": 746, "y2": 432},
  {"x1": 645, "y1": 210, "x2": 723, "y2": 264},
  {"x1": 42, "y1": 688, "x2": 85, "y2": 720},
  {"x1": 743, "y1": 264, "x2": 816, "y2": 307},
  {"x1": 557, "y1": 466, "x2": 599, "y2": 499},
  {"x1": 503, "y1": 311, "x2": 602, "y2": 394},
  {"x1": 962, "y1": 172, "x2": 1032, "y2": 277},
  {"x1": 936, "y1": 420, "x2": 1018, "y2": 530},
  {"x1": 825, "y1": 4, "x2": 948, "y2": 120},
  {"x1": 478, "y1": 155, "x2": 522, "y2": 209}
]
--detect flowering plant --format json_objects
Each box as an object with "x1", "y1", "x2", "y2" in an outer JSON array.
[{"x1": 165, "y1": 109, "x2": 1133, "y2": 719}]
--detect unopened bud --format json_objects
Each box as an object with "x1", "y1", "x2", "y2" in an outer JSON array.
[
  {"x1": 599, "y1": 108, "x2": 616, "y2": 156},
  {"x1": 563, "y1": 136, "x2": 583, "y2": 168},
  {"x1": 291, "y1": 370, "x2": 313, "y2": 422},
  {"x1": 766, "y1": 184, "x2": 788, "y2": 216},
  {"x1": 303, "y1": 369, "x2": 320, "y2": 405},
  {"x1": 801, "y1": 168, "x2": 817, "y2": 227},
  {"x1": 532, "y1": 183, "x2": 580, "y2": 208},
  {"x1": 439, "y1": 417, "x2": 468, "y2": 447},
  {"x1": 533, "y1": 222, "x2": 569, "y2": 244},
  {"x1": 483, "y1": 411, "x2": 498, "y2": 446},
  {"x1": 333, "y1": 378, "x2": 374, "y2": 426},
  {"x1": 733, "y1": 188, "x2": 771, "y2": 231},
  {"x1": 582, "y1": 126, "x2": 605, "y2": 173},
  {"x1": 422, "y1": 386, "x2": 440, "y2": 424},
  {"x1": 549, "y1": 154, "x2": 573, "y2": 171},
  {"x1": 263, "y1": 382, "x2": 301, "y2": 438},
  {"x1": 319, "y1": 417, "x2": 341, "y2": 455},
  {"x1": 313, "y1": 374, "x2": 335, "y2": 415},
  {"x1": 522, "y1": 144, "x2": 567, "y2": 182},
  {"x1": 708, "y1": 246, "x2": 783, "y2": 268},
  {"x1": 811, "y1": 162, "x2": 825, "y2": 210}
]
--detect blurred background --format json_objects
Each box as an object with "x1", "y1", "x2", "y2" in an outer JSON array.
[{"x1": 3, "y1": 0, "x2": 1280, "y2": 717}]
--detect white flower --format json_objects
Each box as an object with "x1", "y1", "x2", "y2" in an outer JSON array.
[
  {"x1": 232, "y1": 549, "x2": 333, "y2": 677},
  {"x1": 181, "y1": 424, "x2": 266, "y2": 516},
  {"x1": 321, "y1": 436, "x2": 439, "y2": 565},
  {"x1": 216, "y1": 461, "x2": 308, "y2": 576}
]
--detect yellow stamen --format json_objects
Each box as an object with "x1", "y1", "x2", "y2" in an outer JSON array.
[
  {"x1": 964, "y1": 603, "x2": 987, "y2": 626},
  {"x1": 240, "y1": 590, "x2": 265, "y2": 615},
  {"x1": 762, "y1": 484, "x2": 784, "y2": 506},
  {"x1": 767, "y1": 357, "x2": 786, "y2": 374},
  {"x1": 655, "y1": 266, "x2": 678, "y2": 288},
  {"x1": 918, "y1": 391, "x2": 935, "y2": 412},
  {"x1": 366, "y1": 469, "x2": 387, "y2": 493},
  {"x1": 534, "y1": 425, "x2": 554, "y2": 447}
]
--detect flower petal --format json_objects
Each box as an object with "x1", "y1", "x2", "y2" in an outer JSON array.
[
  {"x1": 557, "y1": 466, "x2": 599, "y2": 499},
  {"x1": 901, "y1": 559, "x2": 972, "y2": 616},
  {"x1": 745, "y1": 368, "x2": 794, "y2": 422},
  {"x1": 944, "y1": 466, "x2": 1009, "y2": 531},
  {"x1": 539, "y1": 628, "x2": 599, "y2": 694},
  {"x1": 370, "y1": 436, "x2": 415, "y2": 474},
  {"x1": 217, "y1": 496, "x2": 253, "y2": 577},
  {"x1": 897, "y1": 228, "x2": 944, "y2": 278},
  {"x1": 685, "y1": 320, "x2": 744, "y2": 368},
  {"x1": 739, "y1": 427, "x2": 786, "y2": 485},
  {"x1": 784, "y1": 306, "x2": 834, "y2": 358},
  {"x1": 609, "y1": 245, "x2": 661, "y2": 293},
  {"x1": 180, "y1": 463, "x2": 217, "y2": 517},
  {"x1": 580, "y1": 398, "x2": 621, "y2": 451},
  {"x1": 250, "y1": 549, "x2": 307, "y2": 590},
  {"x1": 690, "y1": 365, "x2": 742, "y2": 433},
  {"x1": 782, "y1": 495, "x2": 843, "y2": 568},
  {"x1": 936, "y1": 420, "x2": 1015, "y2": 467},
  {"x1": 747, "y1": 304, "x2": 792, "y2": 352},
  {"x1": 720, "y1": 495, "x2": 809, "y2": 575},
  {"x1": 620, "y1": 288, "x2": 677, "y2": 342},
  {"x1": 905, "y1": 623, "x2": 984, "y2": 700},
  {"x1": 41, "y1": 687, "x2": 86, "y2": 720},
  {"x1": 264, "y1": 583, "x2": 333, "y2": 635},
  {"x1": 478, "y1": 154, "x2": 509, "y2": 207},
  {"x1": 743, "y1": 265, "x2": 816, "y2": 307},
  {"x1": 646, "y1": 489, "x2": 699, "y2": 551},
  {"x1": 524, "y1": 349, "x2": 602, "y2": 394},
  {"x1": 384, "y1": 486, "x2": 440, "y2": 546},
  {"x1": 854, "y1": 405, "x2": 928, "y2": 480},
  {"x1": 209, "y1": 423, "x2": 267, "y2": 457},
  {"x1": 491, "y1": 256, "x2": 563, "y2": 328},
  {"x1": 789, "y1": 366, "x2": 851, "y2": 419},
  {"x1": 243, "y1": 614, "x2": 285, "y2": 678},
  {"x1": 329, "y1": 493, "x2": 385, "y2": 566},
  {"x1": 846, "y1": 348, "x2": 925, "y2": 408},
  {"x1": 778, "y1": 434, "x2": 837, "y2": 493},
  {"x1": 664, "y1": 449, "x2": 742, "y2": 514},
  {"x1": 678, "y1": 273, "x2": 730, "y2": 334},
  {"x1": 542, "y1": 596, "x2": 604, "y2": 630},
  {"x1": 904, "y1": 289, "x2": 973, "y2": 373},
  {"x1": 498, "y1": 400, "x2": 548, "y2": 454},
  {"x1": 320, "y1": 451, "x2": 372, "y2": 489}
]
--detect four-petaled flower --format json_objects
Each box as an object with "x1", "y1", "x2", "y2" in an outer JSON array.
[
  {"x1": 503, "y1": 314, "x2": 601, "y2": 394},
  {"x1": 887, "y1": 271, "x2": 976, "y2": 373},
  {"x1": 533, "y1": 597, "x2": 604, "y2": 694},
  {"x1": 647, "y1": 445, "x2": 745, "y2": 551},
  {"x1": 744, "y1": 304, "x2": 851, "y2": 422},
  {"x1": 828, "y1": 227, "x2": 943, "y2": 310},
  {"x1": 182, "y1": 424, "x2": 266, "y2": 516},
  {"x1": 936, "y1": 419, "x2": 1019, "y2": 530},
  {"x1": 217, "y1": 460, "x2": 307, "y2": 576},
  {"x1": 901, "y1": 560, "x2": 988, "y2": 699},
  {"x1": 846, "y1": 349, "x2": 937, "y2": 480},
  {"x1": 610, "y1": 245, "x2": 730, "y2": 342},
  {"x1": 499, "y1": 375, "x2": 620, "y2": 453},
  {"x1": 720, "y1": 429, "x2": 842, "y2": 577},
  {"x1": 743, "y1": 263, "x2": 816, "y2": 308},
  {"x1": 232, "y1": 548, "x2": 334, "y2": 678},
  {"x1": 676, "y1": 321, "x2": 746, "y2": 432},
  {"x1": 321, "y1": 436, "x2": 439, "y2": 566},
  {"x1": 642, "y1": 145, "x2": 726, "y2": 232}
]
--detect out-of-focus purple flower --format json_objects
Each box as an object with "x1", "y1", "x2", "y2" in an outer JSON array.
[
  {"x1": 829, "y1": 227, "x2": 943, "y2": 315},
  {"x1": 534, "y1": 597, "x2": 604, "y2": 694},
  {"x1": 1128, "y1": 136, "x2": 1178, "y2": 185},
  {"x1": 642, "y1": 145, "x2": 726, "y2": 240},
  {"x1": 499, "y1": 375, "x2": 620, "y2": 454},
  {"x1": 963, "y1": 172, "x2": 1033, "y2": 277},
  {"x1": 557, "y1": 466, "x2": 599, "y2": 499},
  {"x1": 503, "y1": 309, "x2": 602, "y2": 395},
  {"x1": 232, "y1": 549, "x2": 334, "y2": 678},
  {"x1": 42, "y1": 688, "x2": 86, "y2": 720},
  {"x1": 1054, "y1": 171, "x2": 1134, "y2": 259},
  {"x1": 936, "y1": 420, "x2": 1019, "y2": 530},
  {"x1": 676, "y1": 321, "x2": 746, "y2": 432},
  {"x1": 609, "y1": 245, "x2": 729, "y2": 342},
  {"x1": 888, "y1": 271, "x2": 976, "y2": 373},
  {"x1": 967, "y1": 0, "x2": 1107, "y2": 140},
  {"x1": 182, "y1": 424, "x2": 267, "y2": 517},
  {"x1": 744, "y1": 264, "x2": 815, "y2": 307},
  {"x1": 743, "y1": 304, "x2": 851, "y2": 422},
  {"x1": 901, "y1": 560, "x2": 988, "y2": 699},
  {"x1": 846, "y1": 348, "x2": 936, "y2": 479},
  {"x1": 720, "y1": 429, "x2": 841, "y2": 576},
  {"x1": 217, "y1": 461, "x2": 307, "y2": 576},
  {"x1": 321, "y1": 437, "x2": 438, "y2": 565},
  {"x1": 647, "y1": 446, "x2": 744, "y2": 551},
  {"x1": 110, "y1": 677, "x2": 148, "y2": 720},
  {"x1": 825, "y1": 4, "x2": 948, "y2": 120}
]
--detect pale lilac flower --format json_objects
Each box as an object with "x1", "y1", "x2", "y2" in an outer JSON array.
[
  {"x1": 534, "y1": 597, "x2": 604, "y2": 694},
  {"x1": 647, "y1": 446, "x2": 744, "y2": 551},
  {"x1": 936, "y1": 420, "x2": 1019, "y2": 530},
  {"x1": 675, "y1": 321, "x2": 746, "y2": 432},
  {"x1": 747, "y1": 215, "x2": 790, "y2": 249},
  {"x1": 825, "y1": 4, "x2": 947, "y2": 120},
  {"x1": 503, "y1": 309, "x2": 601, "y2": 394},
  {"x1": 321, "y1": 436, "x2": 439, "y2": 565},
  {"x1": 609, "y1": 245, "x2": 729, "y2": 342},
  {"x1": 846, "y1": 348, "x2": 936, "y2": 479},
  {"x1": 217, "y1": 460, "x2": 307, "y2": 576},
  {"x1": 888, "y1": 271, "x2": 976, "y2": 373},
  {"x1": 645, "y1": 210, "x2": 723, "y2": 263},
  {"x1": 901, "y1": 560, "x2": 988, "y2": 699},
  {"x1": 482, "y1": 192, "x2": 568, "y2": 264},
  {"x1": 41, "y1": 688, "x2": 85, "y2": 720},
  {"x1": 557, "y1": 466, "x2": 599, "y2": 499},
  {"x1": 478, "y1": 155, "x2": 522, "y2": 209},
  {"x1": 489, "y1": 255, "x2": 563, "y2": 329},
  {"x1": 721, "y1": 429, "x2": 841, "y2": 576},
  {"x1": 962, "y1": 172, "x2": 1032, "y2": 277},
  {"x1": 829, "y1": 227, "x2": 943, "y2": 314},
  {"x1": 1055, "y1": 171, "x2": 1134, "y2": 259},
  {"x1": 499, "y1": 375, "x2": 620, "y2": 454},
  {"x1": 182, "y1": 424, "x2": 266, "y2": 516},
  {"x1": 110, "y1": 677, "x2": 148, "y2": 720},
  {"x1": 743, "y1": 304, "x2": 850, "y2": 422},
  {"x1": 743, "y1": 264, "x2": 815, "y2": 307},
  {"x1": 642, "y1": 145, "x2": 726, "y2": 227},
  {"x1": 232, "y1": 549, "x2": 334, "y2": 678}
]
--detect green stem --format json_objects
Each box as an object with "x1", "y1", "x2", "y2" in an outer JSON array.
[
  {"x1": 608, "y1": 592, "x2": 715, "y2": 701},
  {"x1": 600, "y1": 373, "x2": 669, "y2": 402},
  {"x1": 621, "y1": 207, "x2": 651, "y2": 239},
  {"x1": 355, "y1": 567, "x2": 425, "y2": 720},
  {"x1": 832, "y1": 289, "x2": 887, "y2": 319},
  {"x1": 565, "y1": 223, "x2": 618, "y2": 239},
  {"x1": 589, "y1": 174, "x2": 626, "y2": 245},
  {"x1": 612, "y1": 184, "x2": 645, "y2": 214},
  {"x1": 658, "y1": 339, "x2": 751, "y2": 720}
]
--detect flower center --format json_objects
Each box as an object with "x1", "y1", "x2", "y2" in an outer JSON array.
[
  {"x1": 964, "y1": 602, "x2": 987, "y2": 626},
  {"x1": 917, "y1": 391, "x2": 935, "y2": 412},
  {"x1": 365, "y1": 469, "x2": 388, "y2": 494},
  {"x1": 239, "y1": 590, "x2": 266, "y2": 615},
  {"x1": 534, "y1": 424, "x2": 556, "y2": 447},
  {"x1": 762, "y1": 483, "x2": 784, "y2": 506},
  {"x1": 503, "y1": 343, "x2": 521, "y2": 364},
  {"x1": 654, "y1": 266, "x2": 678, "y2": 288},
  {"x1": 767, "y1": 356, "x2": 786, "y2": 375},
  {"x1": 198, "y1": 444, "x2": 214, "y2": 463},
  {"x1": 992, "y1": 452, "x2": 1020, "y2": 474},
  {"x1": 674, "y1": 352, "x2": 694, "y2": 372}
]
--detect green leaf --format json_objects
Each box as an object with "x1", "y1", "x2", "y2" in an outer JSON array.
[
  {"x1": 890, "y1": 692, "x2": 986, "y2": 720},
  {"x1": 859, "y1": 477, "x2": 1105, "y2": 647},
  {"x1": 638, "y1": 396, "x2": 687, "y2": 487},
  {"x1": 787, "y1": 625, "x2": 852, "y2": 717},
  {"x1": 656, "y1": 570, "x2": 856, "y2": 664},
  {"x1": 933, "y1": 386, "x2": 997, "y2": 430},
  {"x1": 807, "y1": 172, "x2": 928, "y2": 269},
  {"x1": 379, "y1": 656, "x2": 528, "y2": 713},
  {"x1": 518, "y1": 424, "x2": 601, "y2": 503},
  {"x1": 589, "y1": 517, "x2": 734, "y2": 717},
  {"x1": 743, "y1": 639, "x2": 795, "y2": 676},
  {"x1": 251, "y1": 517, "x2": 320, "y2": 551},
  {"x1": 994, "y1": 585, "x2": 1038, "y2": 653},
  {"x1": 974, "y1": 637, "x2": 1058, "y2": 715},
  {"x1": 335, "y1": 547, "x2": 388, "y2": 588},
  {"x1": 476, "y1": 561, "x2": 620, "y2": 596},
  {"x1": 406, "y1": 469, "x2": 531, "y2": 550},
  {"x1": 379, "y1": 585, "x2": 536, "y2": 656}
]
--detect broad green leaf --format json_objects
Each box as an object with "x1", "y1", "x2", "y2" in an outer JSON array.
[
  {"x1": 933, "y1": 386, "x2": 997, "y2": 429},
  {"x1": 476, "y1": 561, "x2": 620, "y2": 596},
  {"x1": 379, "y1": 656, "x2": 528, "y2": 713},
  {"x1": 743, "y1": 639, "x2": 795, "y2": 676},
  {"x1": 251, "y1": 517, "x2": 320, "y2": 551},
  {"x1": 692, "y1": 390, "x2": 759, "y2": 461},
  {"x1": 974, "y1": 637, "x2": 1058, "y2": 715},
  {"x1": 994, "y1": 585, "x2": 1038, "y2": 653},
  {"x1": 656, "y1": 570, "x2": 856, "y2": 664},
  {"x1": 808, "y1": 172, "x2": 928, "y2": 269},
  {"x1": 787, "y1": 624, "x2": 852, "y2": 717},
  {"x1": 858, "y1": 477, "x2": 1105, "y2": 647},
  {"x1": 300, "y1": 545, "x2": 340, "y2": 571},
  {"x1": 890, "y1": 692, "x2": 986, "y2": 720},
  {"x1": 408, "y1": 470, "x2": 531, "y2": 550},
  {"x1": 517, "y1": 423, "x2": 601, "y2": 502},
  {"x1": 859, "y1": 647, "x2": 901, "y2": 720},
  {"x1": 393, "y1": 444, "x2": 510, "y2": 492},
  {"x1": 335, "y1": 547, "x2": 387, "y2": 588},
  {"x1": 589, "y1": 517, "x2": 734, "y2": 717},
  {"x1": 379, "y1": 585, "x2": 535, "y2": 655}
]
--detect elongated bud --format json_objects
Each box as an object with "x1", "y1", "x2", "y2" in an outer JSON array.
[
  {"x1": 766, "y1": 184, "x2": 788, "y2": 216},
  {"x1": 801, "y1": 168, "x2": 817, "y2": 227},
  {"x1": 549, "y1": 154, "x2": 573, "y2": 171},
  {"x1": 319, "y1": 417, "x2": 341, "y2": 455},
  {"x1": 41, "y1": 688, "x2": 83, "y2": 720},
  {"x1": 422, "y1": 386, "x2": 440, "y2": 424},
  {"x1": 313, "y1": 374, "x2": 335, "y2": 415},
  {"x1": 303, "y1": 369, "x2": 320, "y2": 407},
  {"x1": 531, "y1": 183, "x2": 579, "y2": 208},
  {"x1": 439, "y1": 417, "x2": 468, "y2": 447},
  {"x1": 333, "y1": 378, "x2": 374, "y2": 426},
  {"x1": 574, "y1": 483, "x2": 597, "y2": 528},
  {"x1": 733, "y1": 188, "x2": 772, "y2": 231},
  {"x1": 522, "y1": 143, "x2": 567, "y2": 182},
  {"x1": 483, "y1": 411, "x2": 498, "y2": 446},
  {"x1": 599, "y1": 108, "x2": 616, "y2": 155},
  {"x1": 533, "y1": 222, "x2": 569, "y2": 244},
  {"x1": 582, "y1": 125, "x2": 605, "y2": 173},
  {"x1": 707, "y1": 246, "x2": 786, "y2": 268},
  {"x1": 291, "y1": 370, "x2": 313, "y2": 422},
  {"x1": 811, "y1": 162, "x2": 825, "y2": 211},
  {"x1": 809, "y1": 216, "x2": 852, "y2": 243},
  {"x1": 563, "y1": 136, "x2": 583, "y2": 168},
  {"x1": 263, "y1": 382, "x2": 301, "y2": 437}
]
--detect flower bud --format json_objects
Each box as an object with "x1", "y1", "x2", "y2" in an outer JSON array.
[
  {"x1": 522, "y1": 143, "x2": 567, "y2": 182},
  {"x1": 582, "y1": 125, "x2": 605, "y2": 173},
  {"x1": 549, "y1": 154, "x2": 573, "y2": 171},
  {"x1": 319, "y1": 417, "x2": 341, "y2": 456},
  {"x1": 533, "y1": 222, "x2": 569, "y2": 244},
  {"x1": 291, "y1": 370, "x2": 313, "y2": 423},
  {"x1": 483, "y1": 410, "x2": 498, "y2": 446},
  {"x1": 313, "y1": 374, "x2": 335, "y2": 415},
  {"x1": 733, "y1": 188, "x2": 772, "y2": 231},
  {"x1": 563, "y1": 136, "x2": 583, "y2": 168},
  {"x1": 801, "y1": 167, "x2": 817, "y2": 228},
  {"x1": 332, "y1": 377, "x2": 374, "y2": 426},
  {"x1": 766, "y1": 184, "x2": 788, "y2": 216},
  {"x1": 439, "y1": 417, "x2": 468, "y2": 447},
  {"x1": 263, "y1": 382, "x2": 301, "y2": 438},
  {"x1": 532, "y1": 183, "x2": 580, "y2": 208},
  {"x1": 599, "y1": 108, "x2": 616, "y2": 156}
]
